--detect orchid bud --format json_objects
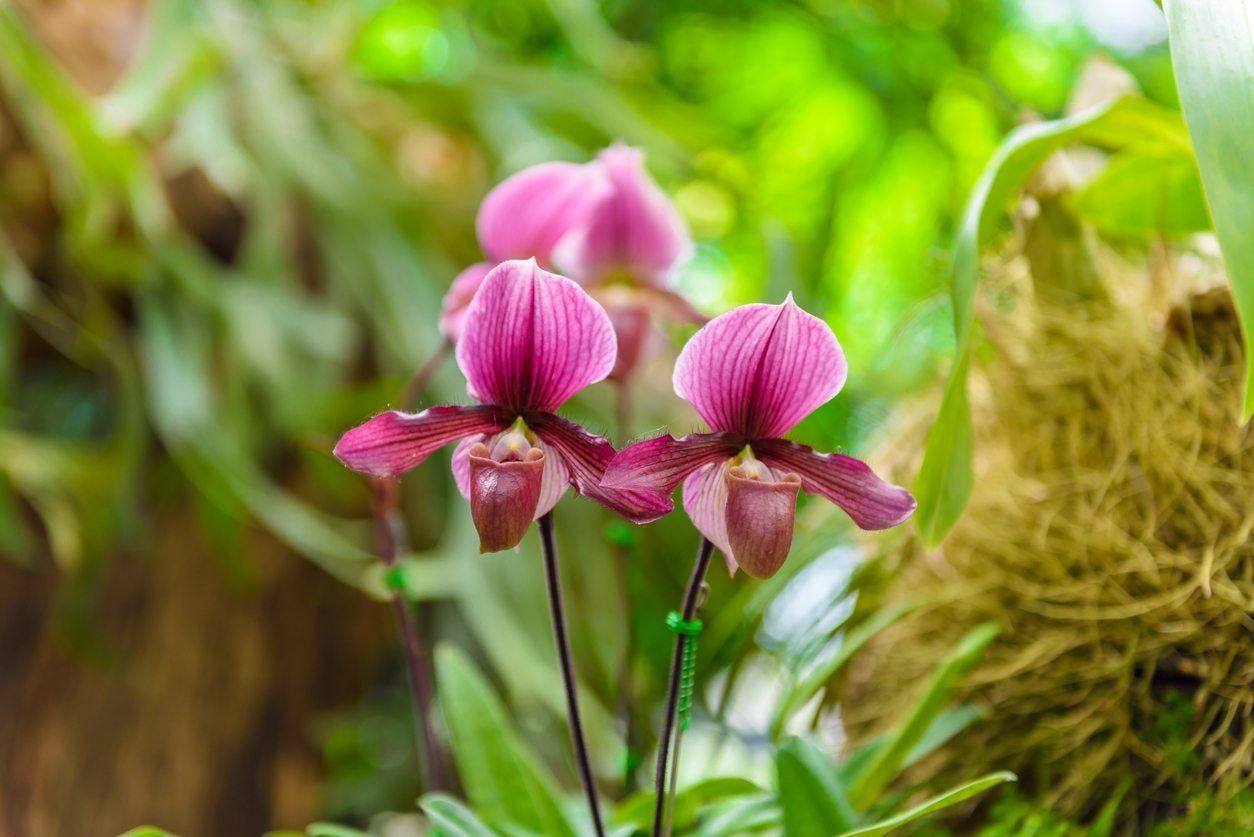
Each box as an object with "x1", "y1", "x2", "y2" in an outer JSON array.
[
  {"x1": 724, "y1": 462, "x2": 801, "y2": 579},
  {"x1": 468, "y1": 440, "x2": 545, "y2": 553}
]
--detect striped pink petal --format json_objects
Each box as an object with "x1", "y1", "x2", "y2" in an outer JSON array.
[
  {"x1": 333, "y1": 405, "x2": 510, "y2": 477},
  {"x1": 553, "y1": 145, "x2": 692, "y2": 287},
  {"x1": 455, "y1": 259, "x2": 616, "y2": 412},
  {"x1": 528, "y1": 412, "x2": 672, "y2": 523},
  {"x1": 755, "y1": 439, "x2": 916, "y2": 530},
  {"x1": 672, "y1": 296, "x2": 847, "y2": 438},
  {"x1": 477, "y1": 161, "x2": 608, "y2": 266},
  {"x1": 602, "y1": 432, "x2": 741, "y2": 494}
]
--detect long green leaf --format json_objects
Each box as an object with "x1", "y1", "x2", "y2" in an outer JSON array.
[
  {"x1": 419, "y1": 793, "x2": 498, "y2": 837},
  {"x1": 776, "y1": 737, "x2": 858, "y2": 836},
  {"x1": 1164, "y1": 0, "x2": 1254, "y2": 419},
  {"x1": 434, "y1": 645, "x2": 576, "y2": 837},
  {"x1": 914, "y1": 97, "x2": 1190, "y2": 546},
  {"x1": 770, "y1": 599, "x2": 920, "y2": 740},
  {"x1": 847, "y1": 623, "x2": 999, "y2": 809},
  {"x1": 612, "y1": 777, "x2": 762, "y2": 831},
  {"x1": 837, "y1": 771, "x2": 1016, "y2": 837}
]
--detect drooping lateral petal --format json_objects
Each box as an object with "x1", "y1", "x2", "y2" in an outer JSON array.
[
  {"x1": 528, "y1": 412, "x2": 672, "y2": 523},
  {"x1": 672, "y1": 296, "x2": 847, "y2": 438},
  {"x1": 452, "y1": 434, "x2": 570, "y2": 518},
  {"x1": 455, "y1": 260, "x2": 617, "y2": 412},
  {"x1": 333, "y1": 405, "x2": 510, "y2": 477},
  {"x1": 754, "y1": 438, "x2": 916, "y2": 530},
  {"x1": 602, "y1": 432, "x2": 741, "y2": 494},
  {"x1": 553, "y1": 145, "x2": 692, "y2": 287},
  {"x1": 681, "y1": 460, "x2": 735, "y2": 574},
  {"x1": 439, "y1": 262, "x2": 493, "y2": 341},
  {"x1": 477, "y1": 161, "x2": 609, "y2": 266}
]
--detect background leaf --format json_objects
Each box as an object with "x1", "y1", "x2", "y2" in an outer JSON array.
[{"x1": 1164, "y1": 0, "x2": 1254, "y2": 418}]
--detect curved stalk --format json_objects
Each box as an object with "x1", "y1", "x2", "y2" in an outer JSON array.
[
  {"x1": 652, "y1": 537, "x2": 715, "y2": 836},
  {"x1": 372, "y1": 478, "x2": 449, "y2": 791},
  {"x1": 537, "y1": 512, "x2": 607, "y2": 837}
]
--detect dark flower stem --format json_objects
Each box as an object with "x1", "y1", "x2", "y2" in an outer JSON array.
[
  {"x1": 537, "y1": 512, "x2": 607, "y2": 837},
  {"x1": 652, "y1": 537, "x2": 715, "y2": 837},
  {"x1": 372, "y1": 478, "x2": 449, "y2": 791},
  {"x1": 369, "y1": 342, "x2": 452, "y2": 789}
]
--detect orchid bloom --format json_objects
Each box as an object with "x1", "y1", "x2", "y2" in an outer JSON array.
[
  {"x1": 338, "y1": 259, "x2": 669, "y2": 552},
  {"x1": 602, "y1": 297, "x2": 916, "y2": 579},
  {"x1": 439, "y1": 146, "x2": 700, "y2": 380}
]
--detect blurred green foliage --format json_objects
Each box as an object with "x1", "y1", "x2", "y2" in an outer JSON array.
[{"x1": 0, "y1": 0, "x2": 1193, "y2": 831}]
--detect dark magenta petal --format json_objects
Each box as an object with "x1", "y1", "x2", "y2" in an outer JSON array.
[
  {"x1": 754, "y1": 439, "x2": 916, "y2": 530},
  {"x1": 724, "y1": 466, "x2": 801, "y2": 579},
  {"x1": 468, "y1": 443, "x2": 545, "y2": 553},
  {"x1": 672, "y1": 296, "x2": 846, "y2": 438},
  {"x1": 455, "y1": 260, "x2": 616, "y2": 412},
  {"x1": 602, "y1": 432, "x2": 741, "y2": 494},
  {"x1": 528, "y1": 412, "x2": 672, "y2": 523},
  {"x1": 333, "y1": 405, "x2": 510, "y2": 477}
]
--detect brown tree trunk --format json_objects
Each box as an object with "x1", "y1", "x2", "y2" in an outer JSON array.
[{"x1": 0, "y1": 512, "x2": 389, "y2": 837}]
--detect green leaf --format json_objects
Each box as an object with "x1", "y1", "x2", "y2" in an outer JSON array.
[
  {"x1": 419, "y1": 793, "x2": 498, "y2": 837},
  {"x1": 306, "y1": 824, "x2": 370, "y2": 837},
  {"x1": 914, "y1": 97, "x2": 1189, "y2": 546},
  {"x1": 1074, "y1": 150, "x2": 1210, "y2": 236},
  {"x1": 838, "y1": 705, "x2": 985, "y2": 787},
  {"x1": 694, "y1": 795, "x2": 780, "y2": 837},
  {"x1": 770, "y1": 599, "x2": 920, "y2": 740},
  {"x1": 117, "y1": 829, "x2": 180, "y2": 837},
  {"x1": 612, "y1": 777, "x2": 762, "y2": 830},
  {"x1": 776, "y1": 737, "x2": 858, "y2": 836},
  {"x1": 434, "y1": 645, "x2": 576, "y2": 837},
  {"x1": 836, "y1": 771, "x2": 1016, "y2": 837},
  {"x1": 1164, "y1": 0, "x2": 1254, "y2": 419},
  {"x1": 847, "y1": 624, "x2": 999, "y2": 810}
]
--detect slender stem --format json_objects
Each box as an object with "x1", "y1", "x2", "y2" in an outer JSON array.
[
  {"x1": 372, "y1": 478, "x2": 449, "y2": 791},
  {"x1": 399, "y1": 338, "x2": 451, "y2": 410},
  {"x1": 538, "y1": 512, "x2": 607, "y2": 837},
  {"x1": 652, "y1": 537, "x2": 715, "y2": 837}
]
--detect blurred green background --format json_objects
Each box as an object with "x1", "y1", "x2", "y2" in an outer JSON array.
[{"x1": 0, "y1": 0, "x2": 1197, "y2": 835}]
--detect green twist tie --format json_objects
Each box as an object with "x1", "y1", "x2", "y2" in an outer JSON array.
[
  {"x1": 384, "y1": 565, "x2": 407, "y2": 593},
  {"x1": 666, "y1": 611, "x2": 703, "y2": 731}
]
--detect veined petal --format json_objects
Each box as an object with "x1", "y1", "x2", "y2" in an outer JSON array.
[
  {"x1": 681, "y1": 460, "x2": 735, "y2": 575},
  {"x1": 452, "y1": 434, "x2": 570, "y2": 518},
  {"x1": 754, "y1": 439, "x2": 916, "y2": 530},
  {"x1": 672, "y1": 296, "x2": 847, "y2": 438},
  {"x1": 455, "y1": 259, "x2": 616, "y2": 412},
  {"x1": 528, "y1": 412, "x2": 672, "y2": 523},
  {"x1": 439, "y1": 262, "x2": 493, "y2": 341},
  {"x1": 333, "y1": 405, "x2": 510, "y2": 477},
  {"x1": 602, "y1": 432, "x2": 741, "y2": 494},
  {"x1": 477, "y1": 161, "x2": 609, "y2": 266},
  {"x1": 553, "y1": 144, "x2": 692, "y2": 287}
]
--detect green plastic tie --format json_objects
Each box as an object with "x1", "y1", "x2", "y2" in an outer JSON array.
[{"x1": 666, "y1": 611, "x2": 703, "y2": 731}]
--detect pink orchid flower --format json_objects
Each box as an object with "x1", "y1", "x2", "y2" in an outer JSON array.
[
  {"x1": 439, "y1": 146, "x2": 701, "y2": 381},
  {"x1": 337, "y1": 259, "x2": 669, "y2": 552},
  {"x1": 601, "y1": 296, "x2": 916, "y2": 579}
]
